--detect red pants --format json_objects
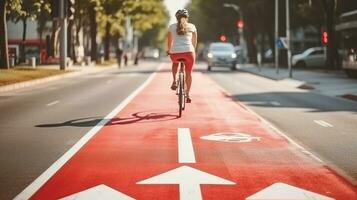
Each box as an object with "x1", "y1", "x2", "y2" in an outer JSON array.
[{"x1": 170, "y1": 52, "x2": 195, "y2": 72}]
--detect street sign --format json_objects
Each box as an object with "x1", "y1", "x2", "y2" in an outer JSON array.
[{"x1": 277, "y1": 37, "x2": 288, "y2": 49}]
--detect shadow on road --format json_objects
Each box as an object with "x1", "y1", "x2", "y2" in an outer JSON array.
[
  {"x1": 35, "y1": 110, "x2": 179, "y2": 128},
  {"x1": 228, "y1": 92, "x2": 357, "y2": 113}
]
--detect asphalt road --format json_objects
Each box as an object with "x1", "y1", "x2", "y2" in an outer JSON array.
[
  {"x1": 1, "y1": 60, "x2": 356, "y2": 199},
  {"x1": 203, "y1": 62, "x2": 357, "y2": 185},
  {"x1": 0, "y1": 61, "x2": 160, "y2": 199}
]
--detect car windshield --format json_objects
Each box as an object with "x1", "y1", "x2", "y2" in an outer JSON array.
[{"x1": 210, "y1": 45, "x2": 234, "y2": 52}]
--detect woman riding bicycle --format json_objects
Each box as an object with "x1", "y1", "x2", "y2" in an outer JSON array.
[{"x1": 167, "y1": 9, "x2": 197, "y2": 103}]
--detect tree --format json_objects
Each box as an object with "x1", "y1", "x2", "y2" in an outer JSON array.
[
  {"x1": 8, "y1": 0, "x2": 50, "y2": 63},
  {"x1": 0, "y1": 0, "x2": 22, "y2": 69}
]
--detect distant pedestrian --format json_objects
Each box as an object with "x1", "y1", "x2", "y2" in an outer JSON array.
[
  {"x1": 116, "y1": 47, "x2": 123, "y2": 67},
  {"x1": 134, "y1": 51, "x2": 142, "y2": 65},
  {"x1": 123, "y1": 53, "x2": 128, "y2": 66}
]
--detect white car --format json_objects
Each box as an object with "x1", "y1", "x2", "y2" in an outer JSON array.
[
  {"x1": 143, "y1": 47, "x2": 160, "y2": 59},
  {"x1": 206, "y1": 42, "x2": 237, "y2": 71},
  {"x1": 292, "y1": 47, "x2": 326, "y2": 68}
]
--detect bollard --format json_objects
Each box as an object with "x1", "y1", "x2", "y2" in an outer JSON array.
[
  {"x1": 100, "y1": 56, "x2": 104, "y2": 64},
  {"x1": 86, "y1": 56, "x2": 91, "y2": 66},
  {"x1": 31, "y1": 57, "x2": 36, "y2": 68},
  {"x1": 9, "y1": 58, "x2": 15, "y2": 67}
]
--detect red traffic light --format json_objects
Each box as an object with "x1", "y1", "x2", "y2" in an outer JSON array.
[
  {"x1": 322, "y1": 31, "x2": 328, "y2": 45},
  {"x1": 220, "y1": 35, "x2": 227, "y2": 42},
  {"x1": 237, "y1": 20, "x2": 244, "y2": 29}
]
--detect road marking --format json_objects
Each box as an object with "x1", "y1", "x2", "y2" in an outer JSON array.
[
  {"x1": 137, "y1": 166, "x2": 235, "y2": 200},
  {"x1": 270, "y1": 101, "x2": 281, "y2": 106},
  {"x1": 46, "y1": 100, "x2": 59, "y2": 106},
  {"x1": 246, "y1": 182, "x2": 334, "y2": 200},
  {"x1": 14, "y1": 63, "x2": 164, "y2": 200},
  {"x1": 61, "y1": 184, "x2": 135, "y2": 200},
  {"x1": 314, "y1": 120, "x2": 333, "y2": 128},
  {"x1": 210, "y1": 80, "x2": 325, "y2": 163},
  {"x1": 106, "y1": 80, "x2": 113, "y2": 84},
  {"x1": 178, "y1": 128, "x2": 196, "y2": 163},
  {"x1": 200, "y1": 132, "x2": 260, "y2": 143}
]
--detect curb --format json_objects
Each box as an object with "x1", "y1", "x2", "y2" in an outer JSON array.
[{"x1": 0, "y1": 66, "x2": 115, "y2": 93}]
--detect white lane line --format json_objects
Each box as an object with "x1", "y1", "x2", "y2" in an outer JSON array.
[
  {"x1": 178, "y1": 128, "x2": 196, "y2": 163},
  {"x1": 314, "y1": 120, "x2": 333, "y2": 128},
  {"x1": 46, "y1": 100, "x2": 59, "y2": 106},
  {"x1": 270, "y1": 101, "x2": 281, "y2": 106},
  {"x1": 14, "y1": 63, "x2": 164, "y2": 200}
]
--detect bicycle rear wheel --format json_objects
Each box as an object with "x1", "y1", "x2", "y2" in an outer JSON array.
[{"x1": 178, "y1": 72, "x2": 185, "y2": 117}]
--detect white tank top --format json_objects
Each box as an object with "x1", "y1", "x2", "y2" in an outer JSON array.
[{"x1": 169, "y1": 23, "x2": 197, "y2": 53}]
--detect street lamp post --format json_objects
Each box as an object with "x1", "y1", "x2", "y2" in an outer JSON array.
[
  {"x1": 286, "y1": 0, "x2": 292, "y2": 78},
  {"x1": 275, "y1": 0, "x2": 279, "y2": 74},
  {"x1": 223, "y1": 3, "x2": 247, "y2": 64}
]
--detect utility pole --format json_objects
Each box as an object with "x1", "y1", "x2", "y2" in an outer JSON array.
[
  {"x1": 60, "y1": 0, "x2": 67, "y2": 70},
  {"x1": 286, "y1": 0, "x2": 292, "y2": 78},
  {"x1": 275, "y1": 0, "x2": 279, "y2": 74}
]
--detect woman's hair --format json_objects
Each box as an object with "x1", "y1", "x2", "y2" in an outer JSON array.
[{"x1": 176, "y1": 16, "x2": 188, "y2": 35}]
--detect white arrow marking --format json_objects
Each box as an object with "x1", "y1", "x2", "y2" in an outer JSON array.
[
  {"x1": 137, "y1": 165, "x2": 235, "y2": 200},
  {"x1": 60, "y1": 184, "x2": 135, "y2": 200},
  {"x1": 246, "y1": 182, "x2": 334, "y2": 200},
  {"x1": 201, "y1": 132, "x2": 260, "y2": 143},
  {"x1": 178, "y1": 128, "x2": 196, "y2": 163}
]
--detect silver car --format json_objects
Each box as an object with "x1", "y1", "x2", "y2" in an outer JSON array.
[
  {"x1": 292, "y1": 47, "x2": 326, "y2": 68},
  {"x1": 206, "y1": 42, "x2": 237, "y2": 71}
]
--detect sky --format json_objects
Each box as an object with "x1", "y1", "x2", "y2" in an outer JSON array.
[{"x1": 164, "y1": 0, "x2": 190, "y2": 25}]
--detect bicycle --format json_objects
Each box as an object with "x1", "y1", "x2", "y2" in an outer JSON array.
[{"x1": 177, "y1": 59, "x2": 186, "y2": 117}]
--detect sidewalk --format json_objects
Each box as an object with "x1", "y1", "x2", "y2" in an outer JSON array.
[{"x1": 238, "y1": 63, "x2": 357, "y2": 101}]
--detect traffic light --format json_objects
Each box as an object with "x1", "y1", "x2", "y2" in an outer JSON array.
[
  {"x1": 220, "y1": 35, "x2": 227, "y2": 42},
  {"x1": 322, "y1": 31, "x2": 328, "y2": 45},
  {"x1": 237, "y1": 20, "x2": 244, "y2": 29},
  {"x1": 67, "y1": 0, "x2": 75, "y2": 20}
]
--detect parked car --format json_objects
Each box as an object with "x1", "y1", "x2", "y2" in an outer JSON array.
[
  {"x1": 292, "y1": 47, "x2": 326, "y2": 68},
  {"x1": 143, "y1": 47, "x2": 160, "y2": 59},
  {"x1": 206, "y1": 42, "x2": 237, "y2": 71}
]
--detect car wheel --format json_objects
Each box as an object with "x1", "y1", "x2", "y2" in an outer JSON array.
[
  {"x1": 231, "y1": 64, "x2": 236, "y2": 70},
  {"x1": 207, "y1": 66, "x2": 211, "y2": 71},
  {"x1": 296, "y1": 61, "x2": 306, "y2": 68}
]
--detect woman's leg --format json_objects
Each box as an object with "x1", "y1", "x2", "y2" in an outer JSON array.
[
  {"x1": 184, "y1": 52, "x2": 195, "y2": 95},
  {"x1": 172, "y1": 62, "x2": 179, "y2": 81}
]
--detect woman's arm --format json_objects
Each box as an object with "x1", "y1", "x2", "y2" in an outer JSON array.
[
  {"x1": 167, "y1": 31, "x2": 173, "y2": 54},
  {"x1": 192, "y1": 32, "x2": 198, "y2": 50}
]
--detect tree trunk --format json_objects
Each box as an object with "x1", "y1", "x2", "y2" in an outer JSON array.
[
  {"x1": 104, "y1": 21, "x2": 110, "y2": 61},
  {"x1": 67, "y1": 19, "x2": 73, "y2": 59},
  {"x1": 20, "y1": 17, "x2": 28, "y2": 63},
  {"x1": 0, "y1": 1, "x2": 9, "y2": 69},
  {"x1": 89, "y1": 3, "x2": 97, "y2": 62}
]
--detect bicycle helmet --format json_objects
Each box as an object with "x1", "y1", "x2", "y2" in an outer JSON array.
[{"x1": 175, "y1": 9, "x2": 189, "y2": 19}]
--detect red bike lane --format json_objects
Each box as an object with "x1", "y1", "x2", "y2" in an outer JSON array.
[{"x1": 18, "y1": 64, "x2": 357, "y2": 199}]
